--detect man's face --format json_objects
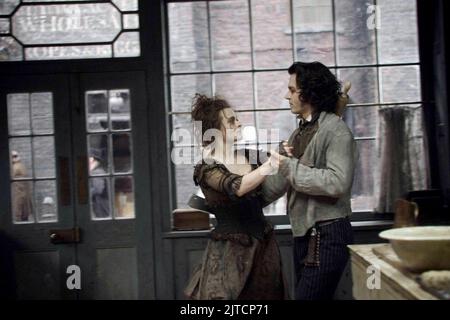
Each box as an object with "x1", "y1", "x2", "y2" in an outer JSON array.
[
  {"x1": 11, "y1": 150, "x2": 19, "y2": 163},
  {"x1": 219, "y1": 108, "x2": 242, "y2": 142},
  {"x1": 89, "y1": 156, "x2": 99, "y2": 172},
  {"x1": 285, "y1": 73, "x2": 309, "y2": 116}
]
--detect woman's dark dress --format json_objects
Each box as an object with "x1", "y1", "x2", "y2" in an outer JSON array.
[{"x1": 184, "y1": 151, "x2": 288, "y2": 300}]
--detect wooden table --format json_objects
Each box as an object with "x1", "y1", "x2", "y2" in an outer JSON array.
[{"x1": 348, "y1": 244, "x2": 438, "y2": 300}]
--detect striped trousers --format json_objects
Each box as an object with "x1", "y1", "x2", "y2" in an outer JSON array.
[{"x1": 293, "y1": 217, "x2": 353, "y2": 300}]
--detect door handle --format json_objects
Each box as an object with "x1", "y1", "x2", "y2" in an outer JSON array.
[{"x1": 49, "y1": 227, "x2": 81, "y2": 244}]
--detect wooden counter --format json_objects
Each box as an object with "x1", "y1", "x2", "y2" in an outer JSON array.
[{"x1": 348, "y1": 244, "x2": 438, "y2": 300}]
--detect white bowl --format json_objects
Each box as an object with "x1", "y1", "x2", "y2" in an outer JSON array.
[{"x1": 379, "y1": 226, "x2": 450, "y2": 272}]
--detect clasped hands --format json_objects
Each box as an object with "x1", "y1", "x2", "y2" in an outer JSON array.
[{"x1": 260, "y1": 141, "x2": 292, "y2": 175}]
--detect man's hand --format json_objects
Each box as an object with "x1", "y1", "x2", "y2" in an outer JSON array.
[{"x1": 282, "y1": 141, "x2": 294, "y2": 157}]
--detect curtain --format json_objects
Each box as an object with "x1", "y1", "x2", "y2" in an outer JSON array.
[{"x1": 375, "y1": 106, "x2": 429, "y2": 213}]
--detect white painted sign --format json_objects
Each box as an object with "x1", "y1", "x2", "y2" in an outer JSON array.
[{"x1": 12, "y1": 3, "x2": 121, "y2": 45}]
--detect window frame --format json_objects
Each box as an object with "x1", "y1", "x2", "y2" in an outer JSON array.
[
  {"x1": 0, "y1": 0, "x2": 142, "y2": 62},
  {"x1": 164, "y1": 0, "x2": 427, "y2": 224}
]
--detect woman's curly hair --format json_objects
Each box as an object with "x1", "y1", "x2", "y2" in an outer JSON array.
[
  {"x1": 288, "y1": 62, "x2": 341, "y2": 113},
  {"x1": 191, "y1": 93, "x2": 231, "y2": 146}
]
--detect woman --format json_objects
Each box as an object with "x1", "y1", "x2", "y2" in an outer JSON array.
[{"x1": 184, "y1": 94, "x2": 289, "y2": 300}]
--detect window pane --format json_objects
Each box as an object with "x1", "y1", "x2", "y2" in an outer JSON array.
[
  {"x1": 11, "y1": 181, "x2": 34, "y2": 223},
  {"x1": 35, "y1": 180, "x2": 57, "y2": 223},
  {"x1": 113, "y1": 32, "x2": 140, "y2": 57},
  {"x1": 88, "y1": 134, "x2": 109, "y2": 175},
  {"x1": 86, "y1": 91, "x2": 108, "y2": 132},
  {"x1": 110, "y1": 89, "x2": 131, "y2": 131},
  {"x1": 0, "y1": 0, "x2": 19, "y2": 15},
  {"x1": 171, "y1": 114, "x2": 194, "y2": 147},
  {"x1": 293, "y1": 0, "x2": 334, "y2": 65},
  {"x1": 343, "y1": 107, "x2": 378, "y2": 138},
  {"x1": 113, "y1": 176, "x2": 135, "y2": 219},
  {"x1": 337, "y1": 68, "x2": 378, "y2": 104},
  {"x1": 170, "y1": 74, "x2": 212, "y2": 112},
  {"x1": 13, "y1": 4, "x2": 121, "y2": 45},
  {"x1": 33, "y1": 136, "x2": 55, "y2": 179},
  {"x1": 241, "y1": 126, "x2": 257, "y2": 144},
  {"x1": 351, "y1": 140, "x2": 375, "y2": 211},
  {"x1": 210, "y1": 0, "x2": 251, "y2": 71},
  {"x1": 10, "y1": 137, "x2": 33, "y2": 179},
  {"x1": 123, "y1": 14, "x2": 139, "y2": 30},
  {"x1": 31, "y1": 92, "x2": 54, "y2": 135},
  {"x1": 214, "y1": 73, "x2": 253, "y2": 110},
  {"x1": 336, "y1": 0, "x2": 376, "y2": 65},
  {"x1": 256, "y1": 110, "x2": 296, "y2": 143},
  {"x1": 264, "y1": 195, "x2": 287, "y2": 216},
  {"x1": 377, "y1": 0, "x2": 419, "y2": 64},
  {"x1": 173, "y1": 146, "x2": 202, "y2": 209},
  {"x1": 236, "y1": 111, "x2": 256, "y2": 138},
  {"x1": 256, "y1": 71, "x2": 290, "y2": 109},
  {"x1": 0, "y1": 18, "x2": 10, "y2": 34},
  {"x1": 112, "y1": 133, "x2": 132, "y2": 174},
  {"x1": 252, "y1": 0, "x2": 292, "y2": 69},
  {"x1": 174, "y1": 163, "x2": 194, "y2": 209},
  {"x1": 26, "y1": 45, "x2": 112, "y2": 60},
  {"x1": 89, "y1": 177, "x2": 111, "y2": 219},
  {"x1": 168, "y1": 2, "x2": 210, "y2": 73},
  {"x1": 380, "y1": 66, "x2": 421, "y2": 103},
  {"x1": 23, "y1": 0, "x2": 95, "y2": 2},
  {"x1": 112, "y1": 0, "x2": 138, "y2": 12},
  {"x1": 0, "y1": 37, "x2": 23, "y2": 61},
  {"x1": 7, "y1": 93, "x2": 31, "y2": 136}
]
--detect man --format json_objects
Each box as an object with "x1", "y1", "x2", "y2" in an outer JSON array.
[
  {"x1": 89, "y1": 148, "x2": 110, "y2": 219},
  {"x1": 11, "y1": 150, "x2": 33, "y2": 222},
  {"x1": 263, "y1": 61, "x2": 357, "y2": 300}
]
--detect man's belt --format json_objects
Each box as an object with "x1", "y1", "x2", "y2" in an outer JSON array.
[{"x1": 315, "y1": 217, "x2": 347, "y2": 228}]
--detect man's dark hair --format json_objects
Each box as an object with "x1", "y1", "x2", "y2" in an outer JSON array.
[{"x1": 288, "y1": 61, "x2": 341, "y2": 113}]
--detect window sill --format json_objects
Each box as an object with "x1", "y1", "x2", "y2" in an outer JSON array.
[{"x1": 162, "y1": 220, "x2": 394, "y2": 239}]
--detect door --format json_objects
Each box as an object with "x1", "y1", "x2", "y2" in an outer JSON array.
[
  {"x1": 0, "y1": 75, "x2": 75, "y2": 299},
  {"x1": 0, "y1": 72, "x2": 154, "y2": 299}
]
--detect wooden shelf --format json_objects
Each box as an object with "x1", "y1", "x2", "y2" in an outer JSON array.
[{"x1": 348, "y1": 244, "x2": 438, "y2": 300}]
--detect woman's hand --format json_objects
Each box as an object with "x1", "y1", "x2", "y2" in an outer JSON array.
[
  {"x1": 236, "y1": 159, "x2": 274, "y2": 196},
  {"x1": 259, "y1": 160, "x2": 275, "y2": 176},
  {"x1": 269, "y1": 150, "x2": 288, "y2": 172}
]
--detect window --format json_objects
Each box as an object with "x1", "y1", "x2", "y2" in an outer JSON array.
[
  {"x1": 85, "y1": 89, "x2": 135, "y2": 220},
  {"x1": 8, "y1": 92, "x2": 58, "y2": 224},
  {"x1": 0, "y1": 0, "x2": 140, "y2": 61},
  {"x1": 166, "y1": 0, "x2": 427, "y2": 216}
]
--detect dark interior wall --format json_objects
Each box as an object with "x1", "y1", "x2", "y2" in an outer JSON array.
[
  {"x1": 417, "y1": 0, "x2": 450, "y2": 206},
  {"x1": 437, "y1": 0, "x2": 450, "y2": 204}
]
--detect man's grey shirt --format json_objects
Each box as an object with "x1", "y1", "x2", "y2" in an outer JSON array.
[{"x1": 262, "y1": 111, "x2": 358, "y2": 237}]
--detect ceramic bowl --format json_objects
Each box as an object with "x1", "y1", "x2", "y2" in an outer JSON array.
[{"x1": 379, "y1": 226, "x2": 450, "y2": 272}]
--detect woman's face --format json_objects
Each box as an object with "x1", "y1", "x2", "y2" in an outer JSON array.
[{"x1": 219, "y1": 108, "x2": 242, "y2": 142}]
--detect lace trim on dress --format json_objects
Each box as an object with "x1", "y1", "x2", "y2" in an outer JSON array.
[{"x1": 193, "y1": 158, "x2": 266, "y2": 208}]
